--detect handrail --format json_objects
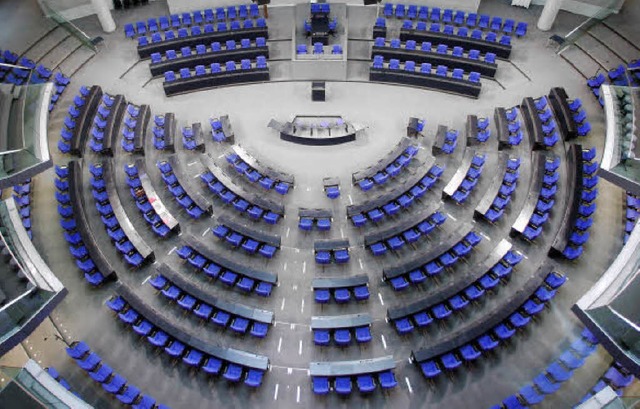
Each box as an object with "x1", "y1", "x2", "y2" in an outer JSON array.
[
  {"x1": 39, "y1": 0, "x2": 100, "y2": 53},
  {"x1": 553, "y1": 0, "x2": 619, "y2": 55}
]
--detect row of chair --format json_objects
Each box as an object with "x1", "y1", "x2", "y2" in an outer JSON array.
[
  {"x1": 0, "y1": 50, "x2": 71, "y2": 111},
  {"x1": 181, "y1": 125, "x2": 204, "y2": 151},
  {"x1": 504, "y1": 106, "x2": 524, "y2": 146},
  {"x1": 392, "y1": 250, "x2": 524, "y2": 334},
  {"x1": 417, "y1": 271, "x2": 567, "y2": 380},
  {"x1": 121, "y1": 103, "x2": 142, "y2": 153},
  {"x1": 473, "y1": 117, "x2": 491, "y2": 143},
  {"x1": 66, "y1": 341, "x2": 164, "y2": 408},
  {"x1": 439, "y1": 129, "x2": 459, "y2": 155},
  {"x1": 303, "y1": 18, "x2": 338, "y2": 34},
  {"x1": 496, "y1": 328, "x2": 598, "y2": 408},
  {"x1": 624, "y1": 192, "x2": 639, "y2": 243},
  {"x1": 106, "y1": 296, "x2": 266, "y2": 387},
  {"x1": 157, "y1": 160, "x2": 207, "y2": 218},
  {"x1": 568, "y1": 98, "x2": 591, "y2": 137},
  {"x1": 89, "y1": 94, "x2": 121, "y2": 153},
  {"x1": 350, "y1": 164, "x2": 445, "y2": 226},
  {"x1": 163, "y1": 56, "x2": 267, "y2": 82},
  {"x1": 578, "y1": 362, "x2": 635, "y2": 404},
  {"x1": 448, "y1": 153, "x2": 486, "y2": 204},
  {"x1": 612, "y1": 88, "x2": 635, "y2": 161},
  {"x1": 89, "y1": 164, "x2": 146, "y2": 266},
  {"x1": 152, "y1": 114, "x2": 174, "y2": 151},
  {"x1": 375, "y1": 37, "x2": 497, "y2": 65},
  {"x1": 58, "y1": 86, "x2": 93, "y2": 154},
  {"x1": 315, "y1": 284, "x2": 370, "y2": 304},
  {"x1": 225, "y1": 152, "x2": 293, "y2": 195},
  {"x1": 387, "y1": 231, "x2": 483, "y2": 291},
  {"x1": 356, "y1": 144, "x2": 419, "y2": 191},
  {"x1": 299, "y1": 216, "x2": 331, "y2": 231},
  {"x1": 125, "y1": 5, "x2": 261, "y2": 37},
  {"x1": 45, "y1": 367, "x2": 78, "y2": 397},
  {"x1": 124, "y1": 164, "x2": 174, "y2": 237},
  {"x1": 520, "y1": 157, "x2": 560, "y2": 242},
  {"x1": 479, "y1": 157, "x2": 521, "y2": 223},
  {"x1": 137, "y1": 19, "x2": 267, "y2": 47},
  {"x1": 55, "y1": 166, "x2": 108, "y2": 286},
  {"x1": 148, "y1": 274, "x2": 270, "y2": 338},
  {"x1": 212, "y1": 224, "x2": 278, "y2": 258},
  {"x1": 313, "y1": 325, "x2": 372, "y2": 346},
  {"x1": 12, "y1": 181, "x2": 33, "y2": 240},
  {"x1": 207, "y1": 117, "x2": 228, "y2": 142},
  {"x1": 150, "y1": 37, "x2": 267, "y2": 66},
  {"x1": 381, "y1": 4, "x2": 527, "y2": 36},
  {"x1": 199, "y1": 171, "x2": 282, "y2": 224},
  {"x1": 396, "y1": 19, "x2": 513, "y2": 47},
  {"x1": 296, "y1": 43, "x2": 343, "y2": 55},
  {"x1": 324, "y1": 182, "x2": 341, "y2": 199},
  {"x1": 586, "y1": 60, "x2": 640, "y2": 105},
  {"x1": 533, "y1": 96, "x2": 561, "y2": 148},
  {"x1": 562, "y1": 149, "x2": 599, "y2": 260},
  {"x1": 176, "y1": 245, "x2": 274, "y2": 297},
  {"x1": 315, "y1": 246, "x2": 349, "y2": 264},
  {"x1": 369, "y1": 211, "x2": 447, "y2": 256},
  {"x1": 312, "y1": 370, "x2": 397, "y2": 395},
  {"x1": 372, "y1": 56, "x2": 481, "y2": 83}
]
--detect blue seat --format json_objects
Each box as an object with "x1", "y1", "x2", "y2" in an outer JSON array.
[
  {"x1": 395, "y1": 317, "x2": 414, "y2": 334},
  {"x1": 244, "y1": 369, "x2": 264, "y2": 388},
  {"x1": 102, "y1": 373, "x2": 126, "y2": 394},
  {"x1": 460, "y1": 343, "x2": 481, "y2": 361},
  {"x1": 357, "y1": 374, "x2": 375, "y2": 393},
  {"x1": 559, "y1": 350, "x2": 585, "y2": 369},
  {"x1": 76, "y1": 352, "x2": 101, "y2": 371},
  {"x1": 223, "y1": 364, "x2": 243, "y2": 382},
  {"x1": 421, "y1": 360, "x2": 441, "y2": 378},
  {"x1": 66, "y1": 341, "x2": 91, "y2": 359},
  {"x1": 441, "y1": 352, "x2": 462, "y2": 370},
  {"x1": 202, "y1": 357, "x2": 222, "y2": 375},
  {"x1": 546, "y1": 361, "x2": 573, "y2": 382},
  {"x1": 534, "y1": 373, "x2": 561, "y2": 394},
  {"x1": 335, "y1": 376, "x2": 352, "y2": 395},
  {"x1": 355, "y1": 326, "x2": 372, "y2": 343},
  {"x1": 230, "y1": 317, "x2": 250, "y2": 334},
  {"x1": 313, "y1": 377, "x2": 330, "y2": 395},
  {"x1": 378, "y1": 371, "x2": 398, "y2": 389},
  {"x1": 334, "y1": 329, "x2": 351, "y2": 345},
  {"x1": 315, "y1": 289, "x2": 330, "y2": 303},
  {"x1": 477, "y1": 334, "x2": 499, "y2": 351},
  {"x1": 353, "y1": 285, "x2": 369, "y2": 301},
  {"x1": 519, "y1": 384, "x2": 544, "y2": 405}
]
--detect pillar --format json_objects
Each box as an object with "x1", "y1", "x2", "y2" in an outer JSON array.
[
  {"x1": 90, "y1": 0, "x2": 116, "y2": 33},
  {"x1": 537, "y1": 0, "x2": 562, "y2": 31}
]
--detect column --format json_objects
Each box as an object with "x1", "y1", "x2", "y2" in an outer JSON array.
[
  {"x1": 90, "y1": 0, "x2": 116, "y2": 33},
  {"x1": 537, "y1": 0, "x2": 562, "y2": 31}
]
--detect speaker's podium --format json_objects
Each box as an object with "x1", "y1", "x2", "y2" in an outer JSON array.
[{"x1": 312, "y1": 82, "x2": 326, "y2": 101}]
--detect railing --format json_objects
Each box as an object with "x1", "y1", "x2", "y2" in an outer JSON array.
[
  {"x1": 552, "y1": 0, "x2": 620, "y2": 55},
  {"x1": 39, "y1": 0, "x2": 100, "y2": 53}
]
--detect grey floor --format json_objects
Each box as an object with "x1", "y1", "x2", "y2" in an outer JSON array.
[{"x1": 1, "y1": 0, "x2": 639, "y2": 408}]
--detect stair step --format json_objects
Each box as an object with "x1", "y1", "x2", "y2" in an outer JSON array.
[
  {"x1": 24, "y1": 27, "x2": 71, "y2": 64},
  {"x1": 574, "y1": 33, "x2": 625, "y2": 69},
  {"x1": 37, "y1": 35, "x2": 83, "y2": 70},
  {"x1": 587, "y1": 24, "x2": 637, "y2": 64},
  {"x1": 57, "y1": 47, "x2": 96, "y2": 78},
  {"x1": 561, "y1": 45, "x2": 601, "y2": 78}
]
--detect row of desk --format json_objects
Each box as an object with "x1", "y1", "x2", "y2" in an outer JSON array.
[
  {"x1": 218, "y1": 215, "x2": 281, "y2": 249},
  {"x1": 68, "y1": 160, "x2": 116, "y2": 279},
  {"x1": 364, "y1": 202, "x2": 441, "y2": 247},
  {"x1": 163, "y1": 67, "x2": 270, "y2": 96},
  {"x1": 182, "y1": 234, "x2": 277, "y2": 285},
  {"x1": 99, "y1": 95, "x2": 126, "y2": 156},
  {"x1": 382, "y1": 222, "x2": 474, "y2": 280},
  {"x1": 351, "y1": 137, "x2": 416, "y2": 184},
  {"x1": 102, "y1": 160, "x2": 155, "y2": 263},
  {"x1": 371, "y1": 45, "x2": 498, "y2": 77},
  {"x1": 166, "y1": 154, "x2": 212, "y2": 214},
  {"x1": 138, "y1": 27, "x2": 269, "y2": 58},
  {"x1": 474, "y1": 152, "x2": 511, "y2": 218},
  {"x1": 388, "y1": 239, "x2": 512, "y2": 321},
  {"x1": 411, "y1": 262, "x2": 557, "y2": 363},
  {"x1": 510, "y1": 152, "x2": 548, "y2": 237},
  {"x1": 134, "y1": 158, "x2": 180, "y2": 234},
  {"x1": 550, "y1": 144, "x2": 583, "y2": 257},
  {"x1": 70, "y1": 85, "x2": 102, "y2": 156},
  {"x1": 150, "y1": 47, "x2": 269, "y2": 77},
  {"x1": 156, "y1": 263, "x2": 273, "y2": 324},
  {"x1": 232, "y1": 145, "x2": 295, "y2": 186},
  {"x1": 369, "y1": 66, "x2": 481, "y2": 98},
  {"x1": 399, "y1": 29, "x2": 512, "y2": 59},
  {"x1": 442, "y1": 149, "x2": 475, "y2": 198},
  {"x1": 128, "y1": 104, "x2": 149, "y2": 154},
  {"x1": 115, "y1": 282, "x2": 270, "y2": 370}
]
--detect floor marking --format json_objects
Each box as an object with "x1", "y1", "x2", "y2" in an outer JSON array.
[
  {"x1": 298, "y1": 340, "x2": 303, "y2": 355},
  {"x1": 202, "y1": 228, "x2": 209, "y2": 236},
  {"x1": 348, "y1": 195, "x2": 353, "y2": 205},
  {"x1": 217, "y1": 154, "x2": 225, "y2": 159},
  {"x1": 405, "y1": 377, "x2": 413, "y2": 393},
  {"x1": 302, "y1": 262, "x2": 306, "y2": 274},
  {"x1": 193, "y1": 173, "x2": 201, "y2": 179},
  {"x1": 378, "y1": 292, "x2": 384, "y2": 306},
  {"x1": 187, "y1": 161, "x2": 197, "y2": 166},
  {"x1": 142, "y1": 275, "x2": 151, "y2": 285},
  {"x1": 178, "y1": 231, "x2": 183, "y2": 236},
  {"x1": 274, "y1": 384, "x2": 279, "y2": 400},
  {"x1": 283, "y1": 262, "x2": 288, "y2": 271},
  {"x1": 358, "y1": 258, "x2": 364, "y2": 269},
  {"x1": 306, "y1": 188, "x2": 310, "y2": 192},
  {"x1": 281, "y1": 298, "x2": 286, "y2": 311},
  {"x1": 479, "y1": 232, "x2": 491, "y2": 241},
  {"x1": 167, "y1": 246, "x2": 177, "y2": 255},
  {"x1": 340, "y1": 228, "x2": 344, "y2": 237},
  {"x1": 290, "y1": 323, "x2": 295, "y2": 330},
  {"x1": 292, "y1": 285, "x2": 297, "y2": 291},
  {"x1": 381, "y1": 334, "x2": 387, "y2": 349},
  {"x1": 300, "y1": 299, "x2": 305, "y2": 313},
  {"x1": 287, "y1": 368, "x2": 293, "y2": 375},
  {"x1": 448, "y1": 213, "x2": 457, "y2": 221},
  {"x1": 296, "y1": 386, "x2": 301, "y2": 403},
  {"x1": 523, "y1": 254, "x2": 529, "y2": 259},
  {"x1": 286, "y1": 227, "x2": 290, "y2": 238},
  {"x1": 277, "y1": 337, "x2": 283, "y2": 353}
]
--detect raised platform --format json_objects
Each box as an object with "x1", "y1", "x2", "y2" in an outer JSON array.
[{"x1": 268, "y1": 115, "x2": 362, "y2": 145}]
